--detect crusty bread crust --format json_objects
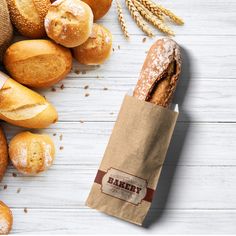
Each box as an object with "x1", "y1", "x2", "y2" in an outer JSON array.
[
  {"x1": 0, "y1": 126, "x2": 8, "y2": 182},
  {"x1": 7, "y1": 0, "x2": 51, "y2": 38},
  {"x1": 4, "y1": 39, "x2": 72, "y2": 88},
  {"x1": 0, "y1": 0, "x2": 13, "y2": 61},
  {"x1": 133, "y1": 38, "x2": 182, "y2": 107},
  {"x1": 73, "y1": 23, "x2": 112, "y2": 65},
  {"x1": 0, "y1": 201, "x2": 13, "y2": 235},
  {"x1": 0, "y1": 72, "x2": 58, "y2": 128},
  {"x1": 45, "y1": 0, "x2": 93, "y2": 48}
]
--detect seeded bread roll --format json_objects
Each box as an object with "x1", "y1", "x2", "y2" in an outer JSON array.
[
  {"x1": 45, "y1": 0, "x2": 94, "y2": 48},
  {"x1": 133, "y1": 38, "x2": 182, "y2": 107},
  {"x1": 73, "y1": 23, "x2": 112, "y2": 65},
  {"x1": 0, "y1": 201, "x2": 13, "y2": 235},
  {"x1": 0, "y1": 0, "x2": 13, "y2": 61},
  {"x1": 9, "y1": 131, "x2": 55, "y2": 175},
  {"x1": 7, "y1": 0, "x2": 51, "y2": 38},
  {"x1": 0, "y1": 126, "x2": 8, "y2": 182},
  {"x1": 0, "y1": 71, "x2": 58, "y2": 128},
  {"x1": 82, "y1": 0, "x2": 112, "y2": 20},
  {"x1": 4, "y1": 40, "x2": 72, "y2": 88}
]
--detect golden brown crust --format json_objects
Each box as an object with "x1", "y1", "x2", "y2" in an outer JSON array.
[
  {"x1": 73, "y1": 23, "x2": 112, "y2": 65},
  {"x1": 133, "y1": 38, "x2": 181, "y2": 107},
  {"x1": 0, "y1": 0, "x2": 13, "y2": 61},
  {"x1": 4, "y1": 39, "x2": 73, "y2": 88},
  {"x1": 45, "y1": 0, "x2": 94, "y2": 48},
  {"x1": 0, "y1": 72, "x2": 58, "y2": 128},
  {"x1": 7, "y1": 0, "x2": 51, "y2": 38},
  {"x1": 0, "y1": 126, "x2": 8, "y2": 182},
  {"x1": 0, "y1": 201, "x2": 13, "y2": 235},
  {"x1": 82, "y1": 0, "x2": 112, "y2": 20},
  {"x1": 9, "y1": 131, "x2": 55, "y2": 175}
]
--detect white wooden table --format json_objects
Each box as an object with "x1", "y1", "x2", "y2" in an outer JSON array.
[{"x1": 1, "y1": 0, "x2": 236, "y2": 234}]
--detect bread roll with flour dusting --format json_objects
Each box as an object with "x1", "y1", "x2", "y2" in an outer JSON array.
[
  {"x1": 133, "y1": 38, "x2": 182, "y2": 108},
  {"x1": 0, "y1": 201, "x2": 13, "y2": 235}
]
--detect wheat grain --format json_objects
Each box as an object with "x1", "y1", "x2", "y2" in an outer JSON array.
[
  {"x1": 137, "y1": 0, "x2": 164, "y2": 21},
  {"x1": 125, "y1": 0, "x2": 154, "y2": 37},
  {"x1": 115, "y1": 0, "x2": 130, "y2": 39},
  {"x1": 133, "y1": 0, "x2": 174, "y2": 36}
]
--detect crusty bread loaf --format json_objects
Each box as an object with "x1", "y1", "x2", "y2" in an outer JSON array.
[
  {"x1": 73, "y1": 23, "x2": 112, "y2": 65},
  {"x1": 82, "y1": 0, "x2": 112, "y2": 20},
  {"x1": 45, "y1": 0, "x2": 93, "y2": 48},
  {"x1": 0, "y1": 0, "x2": 13, "y2": 61},
  {"x1": 9, "y1": 131, "x2": 55, "y2": 175},
  {"x1": 0, "y1": 126, "x2": 8, "y2": 182},
  {"x1": 4, "y1": 40, "x2": 73, "y2": 88},
  {"x1": 133, "y1": 38, "x2": 182, "y2": 107},
  {"x1": 0, "y1": 201, "x2": 13, "y2": 235},
  {"x1": 0, "y1": 72, "x2": 58, "y2": 128},
  {"x1": 7, "y1": 0, "x2": 51, "y2": 38}
]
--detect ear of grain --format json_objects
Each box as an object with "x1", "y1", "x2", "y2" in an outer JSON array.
[{"x1": 125, "y1": 0, "x2": 154, "y2": 37}]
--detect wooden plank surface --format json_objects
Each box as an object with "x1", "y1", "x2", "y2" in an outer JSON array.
[{"x1": 1, "y1": 0, "x2": 236, "y2": 234}]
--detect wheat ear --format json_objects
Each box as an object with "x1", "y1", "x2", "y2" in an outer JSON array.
[
  {"x1": 136, "y1": 0, "x2": 164, "y2": 21},
  {"x1": 125, "y1": 0, "x2": 154, "y2": 37},
  {"x1": 133, "y1": 0, "x2": 174, "y2": 36},
  {"x1": 115, "y1": 0, "x2": 130, "y2": 39}
]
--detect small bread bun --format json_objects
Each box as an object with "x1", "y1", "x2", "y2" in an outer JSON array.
[
  {"x1": 0, "y1": 0, "x2": 13, "y2": 61},
  {"x1": 73, "y1": 23, "x2": 112, "y2": 65},
  {"x1": 0, "y1": 126, "x2": 8, "y2": 182},
  {"x1": 4, "y1": 40, "x2": 72, "y2": 88},
  {"x1": 9, "y1": 132, "x2": 55, "y2": 175},
  {"x1": 82, "y1": 0, "x2": 112, "y2": 20},
  {"x1": 7, "y1": 0, "x2": 51, "y2": 38},
  {"x1": 45, "y1": 0, "x2": 94, "y2": 48},
  {"x1": 0, "y1": 201, "x2": 13, "y2": 235}
]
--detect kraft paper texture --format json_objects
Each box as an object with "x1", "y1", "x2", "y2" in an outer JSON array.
[{"x1": 86, "y1": 95, "x2": 178, "y2": 225}]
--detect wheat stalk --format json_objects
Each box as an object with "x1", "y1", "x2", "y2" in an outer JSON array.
[
  {"x1": 137, "y1": 0, "x2": 184, "y2": 25},
  {"x1": 125, "y1": 0, "x2": 154, "y2": 37},
  {"x1": 133, "y1": 0, "x2": 174, "y2": 36},
  {"x1": 136, "y1": 0, "x2": 164, "y2": 21},
  {"x1": 115, "y1": 0, "x2": 130, "y2": 39}
]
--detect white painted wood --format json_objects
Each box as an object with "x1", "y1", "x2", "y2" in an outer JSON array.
[{"x1": 1, "y1": 0, "x2": 236, "y2": 234}]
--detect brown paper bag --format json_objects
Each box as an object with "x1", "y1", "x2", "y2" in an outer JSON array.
[{"x1": 86, "y1": 95, "x2": 178, "y2": 225}]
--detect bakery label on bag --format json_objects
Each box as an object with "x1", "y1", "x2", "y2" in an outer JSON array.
[{"x1": 101, "y1": 168, "x2": 148, "y2": 205}]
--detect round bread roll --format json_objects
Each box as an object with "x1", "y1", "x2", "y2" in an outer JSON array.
[
  {"x1": 0, "y1": 201, "x2": 13, "y2": 235},
  {"x1": 82, "y1": 0, "x2": 112, "y2": 20},
  {"x1": 73, "y1": 23, "x2": 112, "y2": 65},
  {"x1": 45, "y1": 0, "x2": 94, "y2": 48},
  {"x1": 0, "y1": 0, "x2": 13, "y2": 61},
  {"x1": 0, "y1": 126, "x2": 8, "y2": 182},
  {"x1": 9, "y1": 132, "x2": 55, "y2": 175},
  {"x1": 4, "y1": 40, "x2": 72, "y2": 88},
  {"x1": 7, "y1": 0, "x2": 51, "y2": 38}
]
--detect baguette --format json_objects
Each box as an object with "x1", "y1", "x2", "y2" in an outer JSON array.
[
  {"x1": 0, "y1": 0, "x2": 13, "y2": 61},
  {"x1": 7, "y1": 0, "x2": 51, "y2": 38},
  {"x1": 0, "y1": 71, "x2": 58, "y2": 128},
  {"x1": 133, "y1": 38, "x2": 181, "y2": 107},
  {"x1": 0, "y1": 126, "x2": 8, "y2": 182}
]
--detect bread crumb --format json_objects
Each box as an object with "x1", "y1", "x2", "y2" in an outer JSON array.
[
  {"x1": 12, "y1": 173, "x2": 17, "y2": 177},
  {"x1": 51, "y1": 87, "x2": 56, "y2": 92},
  {"x1": 142, "y1": 37, "x2": 147, "y2": 43},
  {"x1": 59, "y1": 134, "x2": 63, "y2": 141},
  {"x1": 24, "y1": 208, "x2": 28, "y2": 213},
  {"x1": 118, "y1": 45, "x2": 121, "y2": 50},
  {"x1": 112, "y1": 48, "x2": 115, "y2": 52},
  {"x1": 74, "y1": 69, "x2": 80, "y2": 74},
  {"x1": 110, "y1": 112, "x2": 114, "y2": 115},
  {"x1": 59, "y1": 146, "x2": 64, "y2": 150},
  {"x1": 60, "y1": 84, "x2": 64, "y2": 90},
  {"x1": 85, "y1": 93, "x2": 90, "y2": 97},
  {"x1": 79, "y1": 120, "x2": 84, "y2": 123},
  {"x1": 96, "y1": 75, "x2": 100, "y2": 79},
  {"x1": 82, "y1": 71, "x2": 86, "y2": 75},
  {"x1": 3, "y1": 185, "x2": 7, "y2": 190},
  {"x1": 84, "y1": 85, "x2": 89, "y2": 90},
  {"x1": 103, "y1": 88, "x2": 108, "y2": 90},
  {"x1": 17, "y1": 188, "x2": 21, "y2": 193}
]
